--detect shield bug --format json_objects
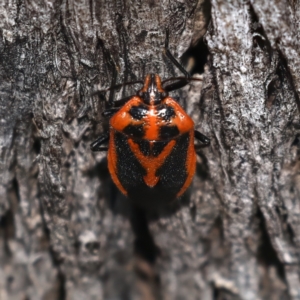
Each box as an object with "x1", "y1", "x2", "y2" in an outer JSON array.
[{"x1": 91, "y1": 32, "x2": 210, "y2": 211}]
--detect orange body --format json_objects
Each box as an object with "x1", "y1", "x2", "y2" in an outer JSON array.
[{"x1": 107, "y1": 75, "x2": 196, "y2": 203}]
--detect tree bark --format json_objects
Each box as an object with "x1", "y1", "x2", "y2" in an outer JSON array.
[{"x1": 0, "y1": 0, "x2": 300, "y2": 299}]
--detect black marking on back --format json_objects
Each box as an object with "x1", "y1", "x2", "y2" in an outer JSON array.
[
  {"x1": 115, "y1": 131, "x2": 146, "y2": 188},
  {"x1": 136, "y1": 139, "x2": 151, "y2": 156},
  {"x1": 152, "y1": 141, "x2": 169, "y2": 156},
  {"x1": 129, "y1": 105, "x2": 148, "y2": 120},
  {"x1": 159, "y1": 125, "x2": 180, "y2": 139},
  {"x1": 156, "y1": 133, "x2": 189, "y2": 191},
  {"x1": 114, "y1": 131, "x2": 190, "y2": 210},
  {"x1": 123, "y1": 124, "x2": 145, "y2": 138},
  {"x1": 156, "y1": 105, "x2": 175, "y2": 121},
  {"x1": 134, "y1": 139, "x2": 170, "y2": 157}
]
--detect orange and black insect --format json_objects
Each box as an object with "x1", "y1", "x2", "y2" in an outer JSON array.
[{"x1": 91, "y1": 33, "x2": 210, "y2": 210}]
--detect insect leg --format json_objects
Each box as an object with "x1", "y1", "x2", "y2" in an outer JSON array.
[
  {"x1": 194, "y1": 130, "x2": 210, "y2": 146},
  {"x1": 164, "y1": 78, "x2": 189, "y2": 92},
  {"x1": 107, "y1": 54, "x2": 119, "y2": 108},
  {"x1": 102, "y1": 95, "x2": 134, "y2": 118},
  {"x1": 106, "y1": 52, "x2": 142, "y2": 107},
  {"x1": 102, "y1": 108, "x2": 120, "y2": 118},
  {"x1": 90, "y1": 133, "x2": 109, "y2": 151},
  {"x1": 113, "y1": 95, "x2": 134, "y2": 107},
  {"x1": 164, "y1": 28, "x2": 190, "y2": 78},
  {"x1": 163, "y1": 29, "x2": 191, "y2": 92}
]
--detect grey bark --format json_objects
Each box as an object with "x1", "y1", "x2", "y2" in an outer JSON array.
[{"x1": 0, "y1": 0, "x2": 300, "y2": 299}]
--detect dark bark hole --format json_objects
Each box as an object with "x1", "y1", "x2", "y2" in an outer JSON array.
[
  {"x1": 265, "y1": 77, "x2": 280, "y2": 108},
  {"x1": 130, "y1": 205, "x2": 160, "y2": 264},
  {"x1": 181, "y1": 37, "x2": 210, "y2": 75},
  {"x1": 277, "y1": 48, "x2": 300, "y2": 111},
  {"x1": 256, "y1": 208, "x2": 286, "y2": 282},
  {"x1": 190, "y1": 203, "x2": 197, "y2": 221},
  {"x1": 265, "y1": 46, "x2": 296, "y2": 109},
  {"x1": 2, "y1": 177, "x2": 20, "y2": 255},
  {"x1": 196, "y1": 151, "x2": 210, "y2": 180},
  {"x1": 0, "y1": 209, "x2": 14, "y2": 256},
  {"x1": 85, "y1": 241, "x2": 101, "y2": 253},
  {"x1": 57, "y1": 271, "x2": 66, "y2": 300},
  {"x1": 286, "y1": 224, "x2": 295, "y2": 247},
  {"x1": 135, "y1": 30, "x2": 148, "y2": 43},
  {"x1": 180, "y1": 0, "x2": 211, "y2": 75},
  {"x1": 249, "y1": 3, "x2": 272, "y2": 57},
  {"x1": 292, "y1": 134, "x2": 300, "y2": 148},
  {"x1": 11, "y1": 177, "x2": 20, "y2": 204},
  {"x1": 32, "y1": 137, "x2": 41, "y2": 154},
  {"x1": 212, "y1": 285, "x2": 240, "y2": 300},
  {"x1": 253, "y1": 35, "x2": 267, "y2": 50},
  {"x1": 73, "y1": 239, "x2": 101, "y2": 256}
]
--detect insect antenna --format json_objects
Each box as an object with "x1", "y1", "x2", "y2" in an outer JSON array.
[
  {"x1": 164, "y1": 28, "x2": 190, "y2": 78},
  {"x1": 162, "y1": 76, "x2": 203, "y2": 92},
  {"x1": 162, "y1": 76, "x2": 202, "y2": 85},
  {"x1": 91, "y1": 80, "x2": 143, "y2": 96}
]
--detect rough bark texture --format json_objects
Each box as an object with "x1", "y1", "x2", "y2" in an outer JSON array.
[{"x1": 0, "y1": 0, "x2": 300, "y2": 299}]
